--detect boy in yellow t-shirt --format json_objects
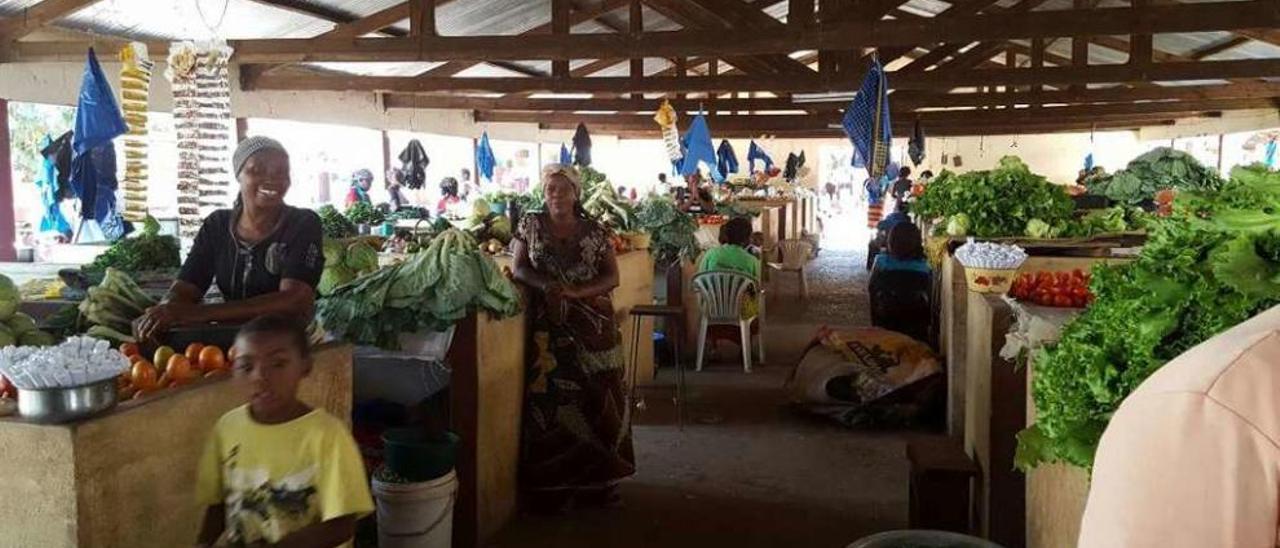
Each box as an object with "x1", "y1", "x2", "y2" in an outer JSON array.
[{"x1": 196, "y1": 315, "x2": 374, "y2": 548}]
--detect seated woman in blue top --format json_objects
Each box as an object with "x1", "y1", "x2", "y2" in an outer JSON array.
[{"x1": 869, "y1": 221, "x2": 932, "y2": 343}]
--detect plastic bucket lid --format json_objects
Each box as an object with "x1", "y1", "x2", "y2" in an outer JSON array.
[{"x1": 382, "y1": 428, "x2": 460, "y2": 482}]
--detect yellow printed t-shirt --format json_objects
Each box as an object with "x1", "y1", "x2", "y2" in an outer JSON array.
[{"x1": 197, "y1": 405, "x2": 375, "y2": 546}]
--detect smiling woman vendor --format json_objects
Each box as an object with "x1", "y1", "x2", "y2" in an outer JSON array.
[{"x1": 134, "y1": 136, "x2": 324, "y2": 340}]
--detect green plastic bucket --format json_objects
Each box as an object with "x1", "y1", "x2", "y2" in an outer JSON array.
[{"x1": 382, "y1": 428, "x2": 459, "y2": 482}]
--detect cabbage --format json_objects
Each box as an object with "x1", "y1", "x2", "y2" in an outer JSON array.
[
  {"x1": 0, "y1": 324, "x2": 13, "y2": 347},
  {"x1": 318, "y1": 266, "x2": 356, "y2": 296},
  {"x1": 322, "y1": 239, "x2": 346, "y2": 265},
  {"x1": 344, "y1": 241, "x2": 379, "y2": 273},
  {"x1": 0, "y1": 274, "x2": 16, "y2": 321},
  {"x1": 946, "y1": 214, "x2": 971, "y2": 237},
  {"x1": 1025, "y1": 219, "x2": 1052, "y2": 239}
]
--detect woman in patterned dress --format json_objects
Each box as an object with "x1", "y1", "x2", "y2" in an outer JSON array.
[{"x1": 511, "y1": 164, "x2": 635, "y2": 512}]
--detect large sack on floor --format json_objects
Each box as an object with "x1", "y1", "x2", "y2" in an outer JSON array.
[{"x1": 785, "y1": 326, "x2": 943, "y2": 428}]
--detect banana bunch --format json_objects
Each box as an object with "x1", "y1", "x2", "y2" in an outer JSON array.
[
  {"x1": 119, "y1": 42, "x2": 153, "y2": 222},
  {"x1": 78, "y1": 268, "x2": 155, "y2": 344}
]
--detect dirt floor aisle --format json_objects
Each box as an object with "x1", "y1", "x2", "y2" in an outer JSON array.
[{"x1": 490, "y1": 248, "x2": 914, "y2": 548}]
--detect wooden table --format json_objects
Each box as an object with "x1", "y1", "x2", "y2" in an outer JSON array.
[{"x1": 0, "y1": 343, "x2": 352, "y2": 548}]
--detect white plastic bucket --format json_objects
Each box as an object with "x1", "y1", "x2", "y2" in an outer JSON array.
[{"x1": 372, "y1": 469, "x2": 457, "y2": 548}]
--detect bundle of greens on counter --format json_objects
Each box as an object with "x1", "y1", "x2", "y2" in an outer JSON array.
[
  {"x1": 344, "y1": 201, "x2": 385, "y2": 226},
  {"x1": 318, "y1": 205, "x2": 358, "y2": 238},
  {"x1": 716, "y1": 200, "x2": 761, "y2": 219},
  {"x1": 913, "y1": 156, "x2": 1075, "y2": 238},
  {"x1": 465, "y1": 199, "x2": 513, "y2": 248},
  {"x1": 1023, "y1": 206, "x2": 1151, "y2": 239},
  {"x1": 1019, "y1": 164, "x2": 1280, "y2": 472},
  {"x1": 635, "y1": 195, "x2": 697, "y2": 266},
  {"x1": 0, "y1": 274, "x2": 56, "y2": 347},
  {"x1": 317, "y1": 229, "x2": 521, "y2": 350},
  {"x1": 1086, "y1": 147, "x2": 1223, "y2": 205},
  {"x1": 83, "y1": 216, "x2": 180, "y2": 278}
]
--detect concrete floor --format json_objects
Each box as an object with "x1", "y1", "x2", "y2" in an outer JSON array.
[{"x1": 491, "y1": 248, "x2": 916, "y2": 548}]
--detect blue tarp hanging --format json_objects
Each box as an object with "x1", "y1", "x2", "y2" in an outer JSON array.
[
  {"x1": 716, "y1": 140, "x2": 739, "y2": 175},
  {"x1": 37, "y1": 136, "x2": 72, "y2": 237},
  {"x1": 559, "y1": 143, "x2": 571, "y2": 165},
  {"x1": 571, "y1": 123, "x2": 592, "y2": 167},
  {"x1": 476, "y1": 132, "x2": 496, "y2": 180},
  {"x1": 70, "y1": 48, "x2": 128, "y2": 240},
  {"x1": 678, "y1": 114, "x2": 724, "y2": 182},
  {"x1": 1266, "y1": 140, "x2": 1277, "y2": 169},
  {"x1": 747, "y1": 140, "x2": 774, "y2": 172},
  {"x1": 842, "y1": 56, "x2": 892, "y2": 178},
  {"x1": 1084, "y1": 152, "x2": 1095, "y2": 171}
]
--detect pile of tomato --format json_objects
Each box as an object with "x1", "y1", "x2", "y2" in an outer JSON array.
[
  {"x1": 118, "y1": 342, "x2": 231, "y2": 400},
  {"x1": 1009, "y1": 269, "x2": 1094, "y2": 308}
]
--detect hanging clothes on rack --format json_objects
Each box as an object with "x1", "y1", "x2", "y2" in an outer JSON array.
[
  {"x1": 908, "y1": 121, "x2": 926, "y2": 166},
  {"x1": 679, "y1": 114, "x2": 724, "y2": 182},
  {"x1": 397, "y1": 139, "x2": 429, "y2": 190},
  {"x1": 716, "y1": 139, "x2": 739, "y2": 175},
  {"x1": 37, "y1": 135, "x2": 72, "y2": 237},
  {"x1": 571, "y1": 123, "x2": 592, "y2": 167},
  {"x1": 842, "y1": 56, "x2": 893, "y2": 178},
  {"x1": 784, "y1": 152, "x2": 801, "y2": 182},
  {"x1": 41, "y1": 131, "x2": 75, "y2": 201},
  {"x1": 476, "y1": 132, "x2": 497, "y2": 181},
  {"x1": 747, "y1": 140, "x2": 774, "y2": 173},
  {"x1": 559, "y1": 143, "x2": 571, "y2": 165}
]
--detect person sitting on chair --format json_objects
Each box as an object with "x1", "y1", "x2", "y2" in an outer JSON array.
[
  {"x1": 699, "y1": 216, "x2": 760, "y2": 318},
  {"x1": 868, "y1": 222, "x2": 932, "y2": 343}
]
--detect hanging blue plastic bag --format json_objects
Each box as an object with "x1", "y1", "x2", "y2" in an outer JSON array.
[{"x1": 73, "y1": 48, "x2": 127, "y2": 156}]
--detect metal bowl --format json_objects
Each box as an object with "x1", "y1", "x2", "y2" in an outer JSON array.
[{"x1": 17, "y1": 378, "x2": 119, "y2": 424}]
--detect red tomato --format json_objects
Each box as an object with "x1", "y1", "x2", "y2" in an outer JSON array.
[{"x1": 1054, "y1": 295, "x2": 1073, "y2": 307}]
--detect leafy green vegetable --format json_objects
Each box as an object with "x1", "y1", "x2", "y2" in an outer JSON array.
[
  {"x1": 1019, "y1": 165, "x2": 1280, "y2": 471},
  {"x1": 318, "y1": 205, "x2": 357, "y2": 238},
  {"x1": 635, "y1": 195, "x2": 698, "y2": 266},
  {"x1": 1087, "y1": 147, "x2": 1223, "y2": 204},
  {"x1": 83, "y1": 216, "x2": 180, "y2": 277},
  {"x1": 317, "y1": 229, "x2": 522, "y2": 350},
  {"x1": 0, "y1": 274, "x2": 17, "y2": 321},
  {"x1": 914, "y1": 156, "x2": 1075, "y2": 238},
  {"x1": 946, "y1": 213, "x2": 970, "y2": 236},
  {"x1": 345, "y1": 201, "x2": 385, "y2": 225}
]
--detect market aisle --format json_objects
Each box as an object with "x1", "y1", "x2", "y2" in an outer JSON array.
[{"x1": 490, "y1": 248, "x2": 910, "y2": 548}]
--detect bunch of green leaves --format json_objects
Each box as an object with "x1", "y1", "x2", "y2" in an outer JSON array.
[
  {"x1": 1087, "y1": 147, "x2": 1223, "y2": 204},
  {"x1": 583, "y1": 183, "x2": 636, "y2": 232},
  {"x1": 635, "y1": 195, "x2": 698, "y2": 266},
  {"x1": 318, "y1": 205, "x2": 358, "y2": 238},
  {"x1": 344, "y1": 201, "x2": 385, "y2": 225},
  {"x1": 913, "y1": 156, "x2": 1075, "y2": 238},
  {"x1": 83, "y1": 216, "x2": 180, "y2": 277},
  {"x1": 579, "y1": 166, "x2": 609, "y2": 197},
  {"x1": 1018, "y1": 164, "x2": 1280, "y2": 471},
  {"x1": 317, "y1": 229, "x2": 521, "y2": 350},
  {"x1": 716, "y1": 200, "x2": 761, "y2": 219}
]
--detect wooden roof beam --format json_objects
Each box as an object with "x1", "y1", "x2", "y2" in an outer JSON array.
[
  {"x1": 322, "y1": 2, "x2": 413, "y2": 38},
  {"x1": 245, "y1": 58, "x2": 1280, "y2": 93},
  {"x1": 1190, "y1": 36, "x2": 1251, "y2": 60},
  {"x1": 0, "y1": 0, "x2": 103, "y2": 40},
  {"x1": 12, "y1": 1, "x2": 1278, "y2": 64},
  {"x1": 247, "y1": 0, "x2": 406, "y2": 37}
]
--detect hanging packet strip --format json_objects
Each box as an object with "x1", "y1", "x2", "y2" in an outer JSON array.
[{"x1": 654, "y1": 100, "x2": 682, "y2": 162}]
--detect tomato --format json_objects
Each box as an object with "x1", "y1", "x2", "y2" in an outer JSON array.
[
  {"x1": 198, "y1": 346, "x2": 227, "y2": 372},
  {"x1": 167, "y1": 355, "x2": 195, "y2": 384},
  {"x1": 1072, "y1": 269, "x2": 1086, "y2": 280},
  {"x1": 1053, "y1": 295, "x2": 1073, "y2": 308},
  {"x1": 119, "y1": 342, "x2": 140, "y2": 359},
  {"x1": 153, "y1": 346, "x2": 176, "y2": 375},
  {"x1": 0, "y1": 375, "x2": 15, "y2": 399},
  {"x1": 184, "y1": 343, "x2": 205, "y2": 364},
  {"x1": 131, "y1": 360, "x2": 159, "y2": 391}
]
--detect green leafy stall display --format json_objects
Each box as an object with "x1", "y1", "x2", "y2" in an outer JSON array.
[
  {"x1": 914, "y1": 156, "x2": 1076, "y2": 238},
  {"x1": 1086, "y1": 147, "x2": 1224, "y2": 205},
  {"x1": 1019, "y1": 164, "x2": 1280, "y2": 471},
  {"x1": 317, "y1": 229, "x2": 522, "y2": 350},
  {"x1": 82, "y1": 216, "x2": 180, "y2": 278}
]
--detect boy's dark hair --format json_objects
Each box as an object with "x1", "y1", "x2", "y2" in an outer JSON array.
[
  {"x1": 722, "y1": 216, "x2": 753, "y2": 246},
  {"x1": 237, "y1": 314, "x2": 312, "y2": 360},
  {"x1": 920, "y1": 170, "x2": 934, "y2": 179},
  {"x1": 887, "y1": 222, "x2": 925, "y2": 261},
  {"x1": 898, "y1": 166, "x2": 912, "y2": 178}
]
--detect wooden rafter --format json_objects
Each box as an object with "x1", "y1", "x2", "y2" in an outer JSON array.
[
  {"x1": 420, "y1": 0, "x2": 630, "y2": 77},
  {"x1": 245, "y1": 58, "x2": 1280, "y2": 93},
  {"x1": 247, "y1": 0, "x2": 406, "y2": 37},
  {"x1": 1190, "y1": 36, "x2": 1251, "y2": 60},
  {"x1": 0, "y1": 0, "x2": 102, "y2": 40},
  {"x1": 322, "y1": 2, "x2": 413, "y2": 38},
  {"x1": 641, "y1": 0, "x2": 808, "y2": 76},
  {"x1": 11, "y1": 1, "x2": 1275, "y2": 64},
  {"x1": 382, "y1": 82, "x2": 1280, "y2": 111}
]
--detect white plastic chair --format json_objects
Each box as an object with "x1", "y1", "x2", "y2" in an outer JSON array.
[
  {"x1": 767, "y1": 239, "x2": 815, "y2": 299},
  {"x1": 691, "y1": 271, "x2": 765, "y2": 373}
]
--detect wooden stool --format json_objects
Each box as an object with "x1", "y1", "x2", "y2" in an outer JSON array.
[
  {"x1": 629, "y1": 304, "x2": 685, "y2": 429},
  {"x1": 907, "y1": 436, "x2": 979, "y2": 535}
]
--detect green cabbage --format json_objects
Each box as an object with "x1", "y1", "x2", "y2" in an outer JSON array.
[
  {"x1": 946, "y1": 214, "x2": 971, "y2": 237},
  {"x1": 6, "y1": 313, "x2": 37, "y2": 336},
  {"x1": 1025, "y1": 219, "x2": 1051, "y2": 239},
  {"x1": 344, "y1": 241, "x2": 379, "y2": 273},
  {"x1": 0, "y1": 324, "x2": 14, "y2": 347}
]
